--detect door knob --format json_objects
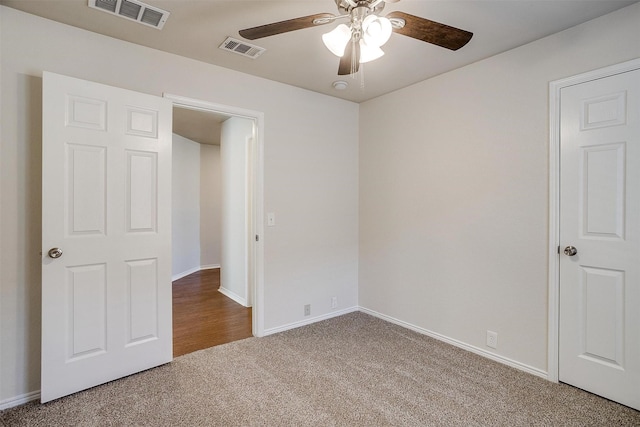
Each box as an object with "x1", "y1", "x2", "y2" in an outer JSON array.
[
  {"x1": 563, "y1": 246, "x2": 578, "y2": 256},
  {"x1": 48, "y1": 248, "x2": 63, "y2": 259}
]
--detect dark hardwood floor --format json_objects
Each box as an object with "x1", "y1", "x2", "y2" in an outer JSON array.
[{"x1": 172, "y1": 268, "x2": 252, "y2": 357}]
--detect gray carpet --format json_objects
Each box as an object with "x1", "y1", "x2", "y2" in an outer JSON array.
[{"x1": 1, "y1": 312, "x2": 639, "y2": 426}]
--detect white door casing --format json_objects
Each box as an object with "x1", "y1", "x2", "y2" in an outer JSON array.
[
  {"x1": 556, "y1": 66, "x2": 640, "y2": 410},
  {"x1": 41, "y1": 72, "x2": 173, "y2": 402},
  {"x1": 164, "y1": 93, "x2": 265, "y2": 338}
]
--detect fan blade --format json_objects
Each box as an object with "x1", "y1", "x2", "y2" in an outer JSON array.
[
  {"x1": 387, "y1": 11, "x2": 473, "y2": 51},
  {"x1": 338, "y1": 40, "x2": 361, "y2": 75},
  {"x1": 239, "y1": 13, "x2": 335, "y2": 40}
]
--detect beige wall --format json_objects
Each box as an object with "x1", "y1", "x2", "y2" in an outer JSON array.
[
  {"x1": 358, "y1": 3, "x2": 640, "y2": 373},
  {"x1": 0, "y1": 6, "x2": 359, "y2": 403},
  {"x1": 220, "y1": 117, "x2": 252, "y2": 305},
  {"x1": 200, "y1": 144, "x2": 222, "y2": 269},
  {"x1": 172, "y1": 133, "x2": 202, "y2": 278},
  {"x1": 172, "y1": 134, "x2": 222, "y2": 279},
  {"x1": 171, "y1": 134, "x2": 222, "y2": 280}
]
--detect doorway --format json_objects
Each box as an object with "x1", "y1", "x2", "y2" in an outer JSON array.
[
  {"x1": 166, "y1": 94, "x2": 265, "y2": 354},
  {"x1": 548, "y1": 58, "x2": 640, "y2": 410}
]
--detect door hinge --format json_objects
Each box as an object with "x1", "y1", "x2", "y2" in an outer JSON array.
[
  {"x1": 557, "y1": 246, "x2": 560, "y2": 254},
  {"x1": 255, "y1": 235, "x2": 259, "y2": 242}
]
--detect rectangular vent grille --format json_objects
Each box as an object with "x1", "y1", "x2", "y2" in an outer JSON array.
[
  {"x1": 119, "y1": 0, "x2": 141, "y2": 19},
  {"x1": 89, "y1": 0, "x2": 170, "y2": 30},
  {"x1": 219, "y1": 37, "x2": 266, "y2": 59},
  {"x1": 95, "y1": 0, "x2": 117, "y2": 13},
  {"x1": 141, "y1": 8, "x2": 164, "y2": 27}
]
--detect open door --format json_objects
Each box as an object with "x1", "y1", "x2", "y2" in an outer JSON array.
[{"x1": 41, "y1": 72, "x2": 173, "y2": 402}]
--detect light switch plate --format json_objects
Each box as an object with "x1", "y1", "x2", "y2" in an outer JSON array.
[{"x1": 267, "y1": 212, "x2": 275, "y2": 226}]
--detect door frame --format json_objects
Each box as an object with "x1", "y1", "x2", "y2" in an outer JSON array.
[
  {"x1": 164, "y1": 93, "x2": 265, "y2": 338},
  {"x1": 547, "y1": 57, "x2": 640, "y2": 382}
]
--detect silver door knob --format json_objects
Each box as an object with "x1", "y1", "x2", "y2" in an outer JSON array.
[
  {"x1": 48, "y1": 248, "x2": 63, "y2": 259},
  {"x1": 564, "y1": 246, "x2": 577, "y2": 256}
]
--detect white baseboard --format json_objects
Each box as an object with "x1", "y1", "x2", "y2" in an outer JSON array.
[
  {"x1": 263, "y1": 306, "x2": 359, "y2": 336},
  {"x1": 172, "y1": 266, "x2": 201, "y2": 281},
  {"x1": 358, "y1": 307, "x2": 549, "y2": 380},
  {"x1": 1, "y1": 305, "x2": 547, "y2": 411},
  {"x1": 0, "y1": 390, "x2": 40, "y2": 410},
  {"x1": 172, "y1": 264, "x2": 220, "y2": 281},
  {"x1": 218, "y1": 286, "x2": 248, "y2": 307}
]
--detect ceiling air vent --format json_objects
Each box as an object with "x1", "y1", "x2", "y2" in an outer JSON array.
[
  {"x1": 89, "y1": 0, "x2": 170, "y2": 30},
  {"x1": 219, "y1": 37, "x2": 266, "y2": 59}
]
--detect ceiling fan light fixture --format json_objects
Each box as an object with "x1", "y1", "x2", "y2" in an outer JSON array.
[
  {"x1": 359, "y1": 39, "x2": 384, "y2": 63},
  {"x1": 322, "y1": 24, "x2": 352, "y2": 57},
  {"x1": 237, "y1": 1, "x2": 473, "y2": 77},
  {"x1": 362, "y1": 15, "x2": 392, "y2": 47}
]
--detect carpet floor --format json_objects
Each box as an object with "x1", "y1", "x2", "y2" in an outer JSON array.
[{"x1": 1, "y1": 312, "x2": 639, "y2": 426}]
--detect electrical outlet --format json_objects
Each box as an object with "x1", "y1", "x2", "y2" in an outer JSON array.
[
  {"x1": 331, "y1": 296, "x2": 338, "y2": 309},
  {"x1": 486, "y1": 330, "x2": 498, "y2": 349},
  {"x1": 304, "y1": 304, "x2": 311, "y2": 316}
]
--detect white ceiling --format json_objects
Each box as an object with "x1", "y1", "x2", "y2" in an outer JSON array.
[
  {"x1": 2, "y1": 0, "x2": 636, "y2": 103},
  {"x1": 173, "y1": 107, "x2": 228, "y2": 146}
]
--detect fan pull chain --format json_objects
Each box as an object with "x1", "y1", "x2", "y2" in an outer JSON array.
[
  {"x1": 346, "y1": 38, "x2": 365, "y2": 89},
  {"x1": 351, "y1": 38, "x2": 358, "y2": 76}
]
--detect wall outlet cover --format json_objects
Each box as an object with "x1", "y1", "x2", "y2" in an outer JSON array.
[{"x1": 486, "y1": 330, "x2": 498, "y2": 349}]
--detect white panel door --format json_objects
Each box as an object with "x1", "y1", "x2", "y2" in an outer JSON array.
[
  {"x1": 41, "y1": 72, "x2": 173, "y2": 402},
  {"x1": 559, "y1": 68, "x2": 640, "y2": 410}
]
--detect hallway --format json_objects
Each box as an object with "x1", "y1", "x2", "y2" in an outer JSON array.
[{"x1": 172, "y1": 268, "x2": 252, "y2": 357}]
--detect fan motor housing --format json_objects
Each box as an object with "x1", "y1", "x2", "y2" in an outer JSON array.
[{"x1": 335, "y1": 0, "x2": 385, "y2": 15}]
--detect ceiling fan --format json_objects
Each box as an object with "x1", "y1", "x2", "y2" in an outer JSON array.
[{"x1": 239, "y1": 0, "x2": 473, "y2": 76}]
